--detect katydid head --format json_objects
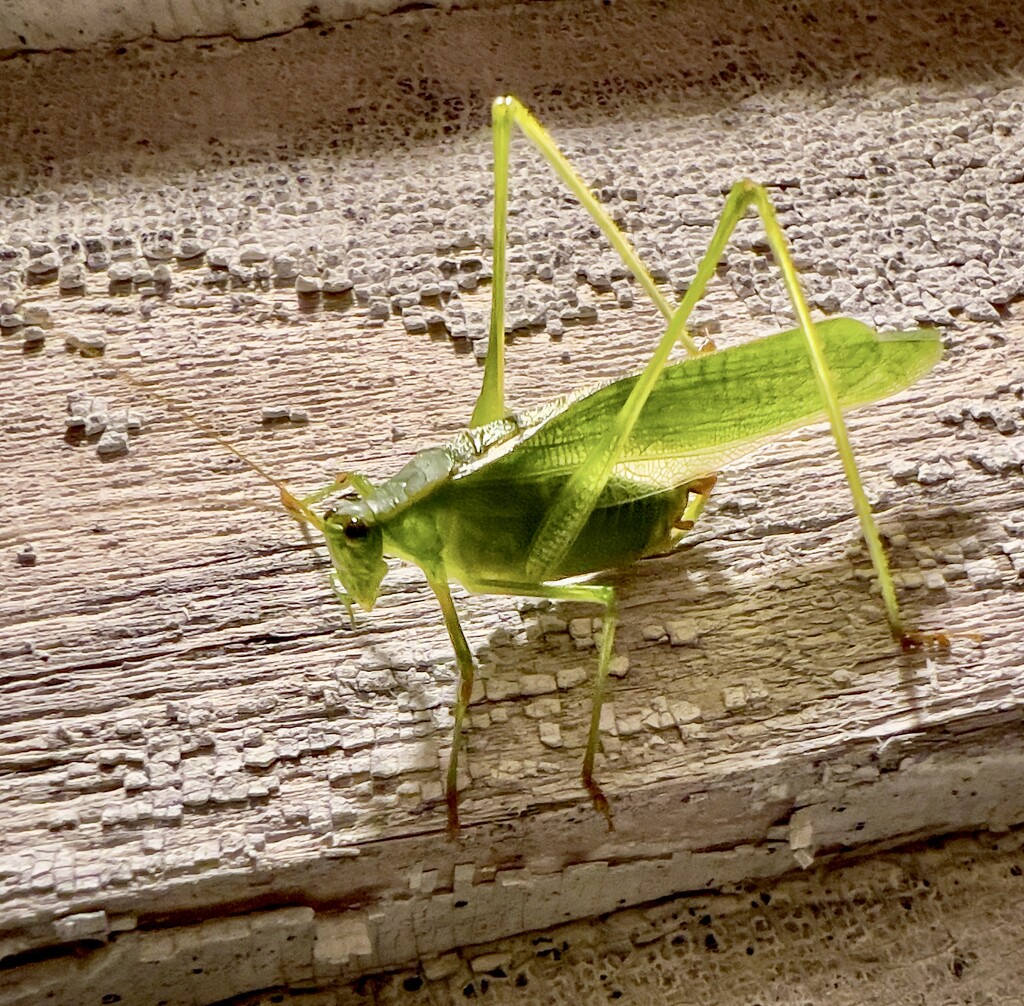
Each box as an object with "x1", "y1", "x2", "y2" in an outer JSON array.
[{"x1": 322, "y1": 499, "x2": 388, "y2": 611}]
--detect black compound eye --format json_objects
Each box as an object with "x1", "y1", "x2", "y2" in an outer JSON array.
[{"x1": 343, "y1": 517, "x2": 369, "y2": 541}]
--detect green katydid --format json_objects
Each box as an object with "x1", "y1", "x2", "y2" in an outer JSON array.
[{"x1": 164, "y1": 97, "x2": 944, "y2": 835}]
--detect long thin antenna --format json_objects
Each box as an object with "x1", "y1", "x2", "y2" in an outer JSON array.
[{"x1": 102, "y1": 365, "x2": 323, "y2": 530}]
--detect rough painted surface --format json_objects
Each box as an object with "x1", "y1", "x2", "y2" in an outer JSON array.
[
  {"x1": 235, "y1": 832, "x2": 1024, "y2": 1005},
  {"x1": 1, "y1": 1, "x2": 1023, "y2": 1003},
  {"x1": 0, "y1": 0, "x2": 505, "y2": 56}
]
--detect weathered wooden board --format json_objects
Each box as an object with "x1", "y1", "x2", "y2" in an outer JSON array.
[{"x1": 1, "y1": 1, "x2": 1023, "y2": 1003}]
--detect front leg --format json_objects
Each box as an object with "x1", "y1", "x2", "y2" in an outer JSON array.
[{"x1": 426, "y1": 575, "x2": 477, "y2": 837}]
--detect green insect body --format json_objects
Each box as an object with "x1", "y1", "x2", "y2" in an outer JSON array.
[
  {"x1": 219, "y1": 96, "x2": 943, "y2": 835},
  {"x1": 322, "y1": 319, "x2": 939, "y2": 608}
]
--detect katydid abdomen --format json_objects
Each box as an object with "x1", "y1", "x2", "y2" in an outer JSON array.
[{"x1": 410, "y1": 481, "x2": 693, "y2": 583}]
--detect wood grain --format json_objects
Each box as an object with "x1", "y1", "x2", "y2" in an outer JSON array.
[{"x1": 1, "y1": 1, "x2": 1023, "y2": 1002}]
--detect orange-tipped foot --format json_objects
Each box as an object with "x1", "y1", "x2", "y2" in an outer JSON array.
[
  {"x1": 584, "y1": 776, "x2": 615, "y2": 832},
  {"x1": 900, "y1": 629, "x2": 983, "y2": 652},
  {"x1": 278, "y1": 486, "x2": 305, "y2": 521}
]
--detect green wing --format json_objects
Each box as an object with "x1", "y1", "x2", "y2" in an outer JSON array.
[{"x1": 457, "y1": 318, "x2": 941, "y2": 507}]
